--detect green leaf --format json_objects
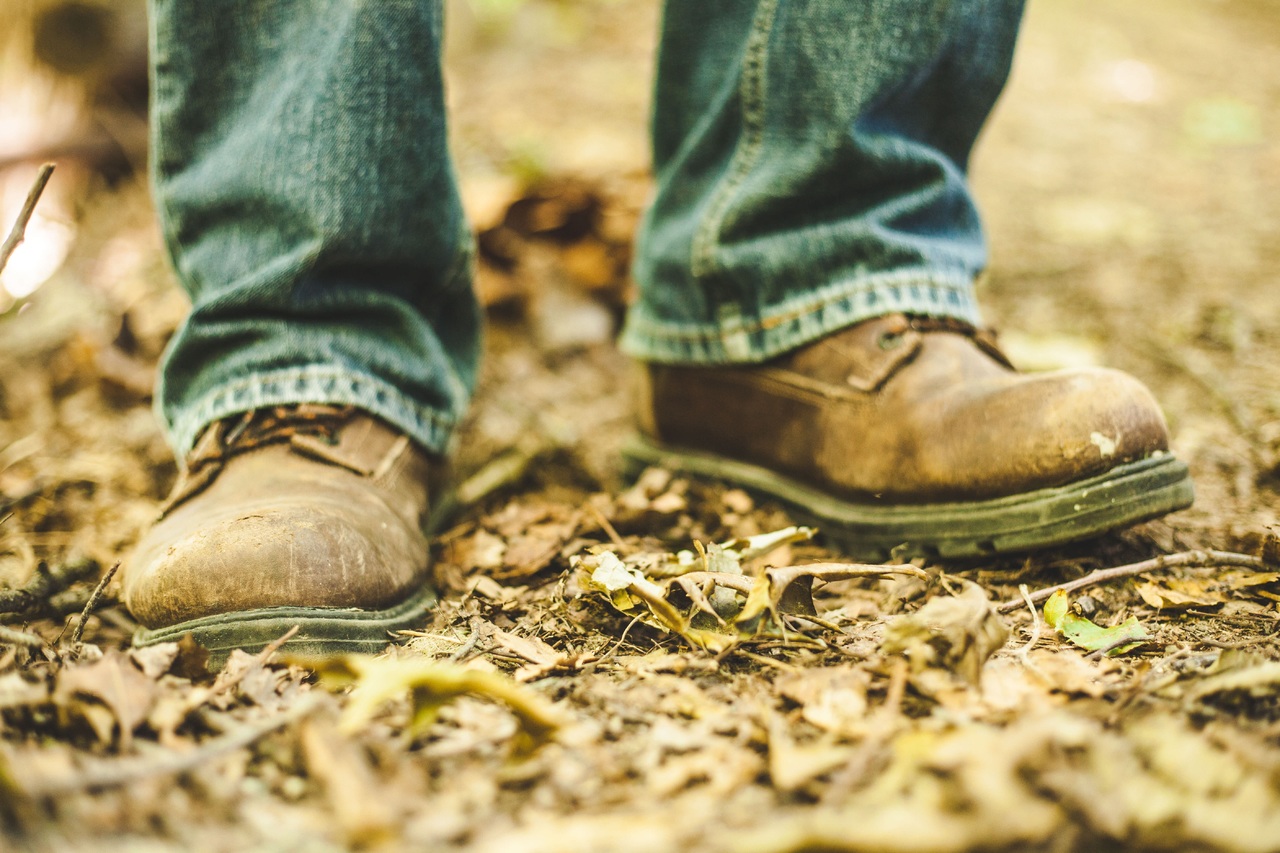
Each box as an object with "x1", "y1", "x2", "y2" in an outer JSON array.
[
  {"x1": 1043, "y1": 589, "x2": 1070, "y2": 629},
  {"x1": 1042, "y1": 590, "x2": 1150, "y2": 656}
]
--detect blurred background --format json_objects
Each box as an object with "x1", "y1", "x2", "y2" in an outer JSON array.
[
  {"x1": 3, "y1": 6, "x2": 1280, "y2": 849},
  {"x1": 0, "y1": 0, "x2": 1277, "y2": 574}
]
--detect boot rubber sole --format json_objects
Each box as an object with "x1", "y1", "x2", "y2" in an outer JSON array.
[
  {"x1": 622, "y1": 435, "x2": 1195, "y2": 561},
  {"x1": 131, "y1": 582, "x2": 437, "y2": 670}
]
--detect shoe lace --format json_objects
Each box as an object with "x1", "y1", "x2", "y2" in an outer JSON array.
[
  {"x1": 879, "y1": 314, "x2": 1012, "y2": 368},
  {"x1": 158, "y1": 404, "x2": 358, "y2": 517}
]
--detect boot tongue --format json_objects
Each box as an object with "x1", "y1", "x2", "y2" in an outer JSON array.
[
  {"x1": 775, "y1": 314, "x2": 1012, "y2": 392},
  {"x1": 777, "y1": 314, "x2": 921, "y2": 392}
]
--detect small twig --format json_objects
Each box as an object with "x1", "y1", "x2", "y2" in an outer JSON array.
[
  {"x1": 211, "y1": 625, "x2": 299, "y2": 693},
  {"x1": 20, "y1": 694, "x2": 324, "y2": 797},
  {"x1": 452, "y1": 441, "x2": 547, "y2": 509},
  {"x1": 0, "y1": 624, "x2": 45, "y2": 649},
  {"x1": 0, "y1": 163, "x2": 56, "y2": 278},
  {"x1": 1013, "y1": 583, "x2": 1052, "y2": 684},
  {"x1": 595, "y1": 614, "x2": 643, "y2": 667},
  {"x1": 585, "y1": 499, "x2": 625, "y2": 549},
  {"x1": 1196, "y1": 636, "x2": 1257, "y2": 651},
  {"x1": 1086, "y1": 634, "x2": 1152, "y2": 660},
  {"x1": 1188, "y1": 608, "x2": 1276, "y2": 623},
  {"x1": 997, "y1": 549, "x2": 1269, "y2": 613},
  {"x1": 879, "y1": 656, "x2": 908, "y2": 720},
  {"x1": 447, "y1": 617, "x2": 492, "y2": 663},
  {"x1": 737, "y1": 649, "x2": 800, "y2": 673},
  {"x1": 176, "y1": 624, "x2": 301, "y2": 717},
  {"x1": 1015, "y1": 584, "x2": 1043, "y2": 656},
  {"x1": 70, "y1": 563, "x2": 119, "y2": 646}
]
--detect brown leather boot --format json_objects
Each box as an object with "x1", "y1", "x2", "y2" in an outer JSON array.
[
  {"x1": 124, "y1": 404, "x2": 440, "y2": 662},
  {"x1": 628, "y1": 314, "x2": 1194, "y2": 560}
]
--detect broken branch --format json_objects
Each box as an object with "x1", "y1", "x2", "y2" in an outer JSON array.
[
  {"x1": 20, "y1": 694, "x2": 325, "y2": 797},
  {"x1": 998, "y1": 549, "x2": 1269, "y2": 613},
  {"x1": 70, "y1": 562, "x2": 118, "y2": 646},
  {"x1": 0, "y1": 624, "x2": 45, "y2": 649},
  {"x1": 0, "y1": 558, "x2": 99, "y2": 621},
  {"x1": 0, "y1": 164, "x2": 56, "y2": 279}
]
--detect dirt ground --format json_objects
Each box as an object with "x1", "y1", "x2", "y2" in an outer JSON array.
[{"x1": 2, "y1": 1, "x2": 1280, "y2": 851}]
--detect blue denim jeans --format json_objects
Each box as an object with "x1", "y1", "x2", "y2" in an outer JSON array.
[{"x1": 149, "y1": 0, "x2": 1025, "y2": 458}]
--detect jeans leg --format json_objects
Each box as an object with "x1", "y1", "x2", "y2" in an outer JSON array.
[
  {"x1": 149, "y1": 0, "x2": 479, "y2": 458},
  {"x1": 622, "y1": 0, "x2": 1025, "y2": 364}
]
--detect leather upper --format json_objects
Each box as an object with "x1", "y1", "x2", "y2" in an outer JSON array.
[
  {"x1": 638, "y1": 314, "x2": 1173, "y2": 503},
  {"x1": 124, "y1": 407, "x2": 435, "y2": 628}
]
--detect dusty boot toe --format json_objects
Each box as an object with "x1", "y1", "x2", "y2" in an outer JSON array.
[{"x1": 123, "y1": 406, "x2": 438, "y2": 663}]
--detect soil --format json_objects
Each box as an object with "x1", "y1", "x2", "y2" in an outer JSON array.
[{"x1": 2, "y1": 1, "x2": 1279, "y2": 851}]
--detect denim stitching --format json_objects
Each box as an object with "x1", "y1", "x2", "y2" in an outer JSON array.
[
  {"x1": 620, "y1": 267, "x2": 980, "y2": 364},
  {"x1": 689, "y1": 0, "x2": 780, "y2": 281},
  {"x1": 169, "y1": 366, "x2": 457, "y2": 460},
  {"x1": 626, "y1": 267, "x2": 976, "y2": 341}
]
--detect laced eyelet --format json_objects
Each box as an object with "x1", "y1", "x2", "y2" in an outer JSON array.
[{"x1": 877, "y1": 331, "x2": 906, "y2": 351}]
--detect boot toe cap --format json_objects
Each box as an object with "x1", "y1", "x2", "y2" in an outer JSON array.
[{"x1": 125, "y1": 503, "x2": 427, "y2": 629}]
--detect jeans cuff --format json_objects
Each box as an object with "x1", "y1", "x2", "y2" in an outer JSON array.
[
  {"x1": 163, "y1": 366, "x2": 458, "y2": 461},
  {"x1": 618, "y1": 268, "x2": 982, "y2": 365}
]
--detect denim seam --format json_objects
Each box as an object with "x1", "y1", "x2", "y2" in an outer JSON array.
[
  {"x1": 148, "y1": 15, "x2": 191, "y2": 304},
  {"x1": 630, "y1": 268, "x2": 975, "y2": 340},
  {"x1": 620, "y1": 266, "x2": 980, "y2": 362},
  {"x1": 439, "y1": 209, "x2": 477, "y2": 296},
  {"x1": 689, "y1": 0, "x2": 780, "y2": 281},
  {"x1": 167, "y1": 366, "x2": 457, "y2": 461}
]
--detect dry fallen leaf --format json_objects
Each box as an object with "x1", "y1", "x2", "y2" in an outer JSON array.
[
  {"x1": 310, "y1": 655, "x2": 566, "y2": 752},
  {"x1": 574, "y1": 527, "x2": 920, "y2": 653},
  {"x1": 1134, "y1": 571, "x2": 1280, "y2": 609},
  {"x1": 54, "y1": 651, "x2": 157, "y2": 750},
  {"x1": 300, "y1": 715, "x2": 398, "y2": 848},
  {"x1": 882, "y1": 582, "x2": 1009, "y2": 689},
  {"x1": 128, "y1": 641, "x2": 180, "y2": 679},
  {"x1": 775, "y1": 665, "x2": 871, "y2": 737},
  {"x1": 765, "y1": 712, "x2": 854, "y2": 792}
]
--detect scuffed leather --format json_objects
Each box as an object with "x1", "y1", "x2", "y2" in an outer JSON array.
[
  {"x1": 638, "y1": 314, "x2": 1173, "y2": 503},
  {"x1": 124, "y1": 411, "x2": 435, "y2": 628}
]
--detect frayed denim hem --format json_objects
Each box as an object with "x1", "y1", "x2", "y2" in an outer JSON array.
[
  {"x1": 618, "y1": 268, "x2": 982, "y2": 365},
  {"x1": 163, "y1": 366, "x2": 457, "y2": 462}
]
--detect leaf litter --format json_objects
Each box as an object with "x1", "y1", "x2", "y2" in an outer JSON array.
[
  {"x1": 4, "y1": 0, "x2": 1280, "y2": 850},
  {"x1": 4, "y1": 191, "x2": 1280, "y2": 850}
]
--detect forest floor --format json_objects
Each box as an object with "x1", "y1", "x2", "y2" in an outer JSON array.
[{"x1": 2, "y1": 1, "x2": 1280, "y2": 850}]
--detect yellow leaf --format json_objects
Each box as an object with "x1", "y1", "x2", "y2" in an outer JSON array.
[{"x1": 310, "y1": 656, "x2": 565, "y2": 750}]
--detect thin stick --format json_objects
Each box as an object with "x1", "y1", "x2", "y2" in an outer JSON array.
[
  {"x1": 1015, "y1": 584, "x2": 1043, "y2": 655},
  {"x1": 737, "y1": 648, "x2": 800, "y2": 673},
  {"x1": 595, "y1": 613, "x2": 643, "y2": 667},
  {"x1": 0, "y1": 163, "x2": 56, "y2": 278},
  {"x1": 70, "y1": 562, "x2": 119, "y2": 646},
  {"x1": 0, "y1": 624, "x2": 45, "y2": 648},
  {"x1": 20, "y1": 694, "x2": 323, "y2": 797},
  {"x1": 998, "y1": 549, "x2": 1270, "y2": 613},
  {"x1": 1012, "y1": 583, "x2": 1053, "y2": 685},
  {"x1": 585, "y1": 499, "x2": 625, "y2": 549},
  {"x1": 880, "y1": 656, "x2": 908, "y2": 720},
  {"x1": 209, "y1": 625, "x2": 299, "y2": 695}
]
